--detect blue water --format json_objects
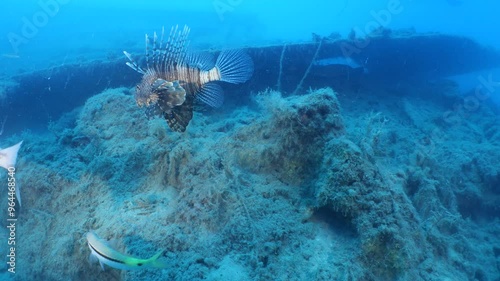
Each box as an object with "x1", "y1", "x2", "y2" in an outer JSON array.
[
  {"x1": 1, "y1": 1, "x2": 500, "y2": 280},
  {"x1": 2, "y1": 0, "x2": 500, "y2": 74}
]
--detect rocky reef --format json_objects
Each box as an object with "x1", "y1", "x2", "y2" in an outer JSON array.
[{"x1": 1, "y1": 83, "x2": 499, "y2": 280}]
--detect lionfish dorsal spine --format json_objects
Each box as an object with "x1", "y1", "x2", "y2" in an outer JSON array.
[
  {"x1": 152, "y1": 31, "x2": 158, "y2": 72},
  {"x1": 145, "y1": 33, "x2": 150, "y2": 70},
  {"x1": 158, "y1": 26, "x2": 165, "y2": 72},
  {"x1": 163, "y1": 26, "x2": 177, "y2": 73},
  {"x1": 158, "y1": 25, "x2": 191, "y2": 73}
]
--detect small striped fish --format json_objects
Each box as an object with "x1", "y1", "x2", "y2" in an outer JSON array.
[
  {"x1": 87, "y1": 232, "x2": 166, "y2": 270},
  {"x1": 124, "y1": 25, "x2": 253, "y2": 132}
]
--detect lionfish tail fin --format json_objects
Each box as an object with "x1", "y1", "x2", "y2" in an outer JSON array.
[{"x1": 215, "y1": 50, "x2": 254, "y2": 84}]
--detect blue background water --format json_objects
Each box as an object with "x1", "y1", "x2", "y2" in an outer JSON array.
[{"x1": 2, "y1": 0, "x2": 500, "y2": 76}]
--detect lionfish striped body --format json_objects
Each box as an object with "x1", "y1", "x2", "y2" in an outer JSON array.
[{"x1": 124, "y1": 25, "x2": 253, "y2": 132}]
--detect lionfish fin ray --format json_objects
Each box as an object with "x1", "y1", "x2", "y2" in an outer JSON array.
[
  {"x1": 152, "y1": 31, "x2": 159, "y2": 71},
  {"x1": 215, "y1": 50, "x2": 254, "y2": 84},
  {"x1": 157, "y1": 25, "x2": 190, "y2": 72},
  {"x1": 164, "y1": 93, "x2": 194, "y2": 132},
  {"x1": 186, "y1": 52, "x2": 215, "y2": 70},
  {"x1": 123, "y1": 51, "x2": 145, "y2": 74},
  {"x1": 145, "y1": 34, "x2": 150, "y2": 69},
  {"x1": 196, "y1": 83, "x2": 224, "y2": 108}
]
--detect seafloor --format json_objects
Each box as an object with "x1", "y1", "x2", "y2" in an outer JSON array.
[{"x1": 0, "y1": 76, "x2": 499, "y2": 280}]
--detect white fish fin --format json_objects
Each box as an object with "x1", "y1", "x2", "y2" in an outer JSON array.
[
  {"x1": 215, "y1": 50, "x2": 254, "y2": 84},
  {"x1": 15, "y1": 182, "x2": 21, "y2": 207},
  {"x1": 89, "y1": 252, "x2": 98, "y2": 264},
  {"x1": 186, "y1": 52, "x2": 215, "y2": 70},
  {"x1": 196, "y1": 83, "x2": 224, "y2": 108},
  {"x1": 147, "y1": 251, "x2": 167, "y2": 269},
  {"x1": 99, "y1": 260, "x2": 105, "y2": 271},
  {"x1": 0, "y1": 141, "x2": 23, "y2": 170},
  {"x1": 106, "y1": 238, "x2": 122, "y2": 250}
]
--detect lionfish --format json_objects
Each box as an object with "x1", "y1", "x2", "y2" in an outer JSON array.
[{"x1": 123, "y1": 25, "x2": 254, "y2": 132}]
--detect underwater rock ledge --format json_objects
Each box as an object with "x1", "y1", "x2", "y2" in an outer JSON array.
[
  {"x1": 229, "y1": 87, "x2": 345, "y2": 185},
  {"x1": 5, "y1": 85, "x2": 500, "y2": 281}
]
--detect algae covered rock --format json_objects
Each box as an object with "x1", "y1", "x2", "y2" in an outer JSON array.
[
  {"x1": 231, "y1": 88, "x2": 345, "y2": 184},
  {"x1": 314, "y1": 130, "x2": 425, "y2": 279}
]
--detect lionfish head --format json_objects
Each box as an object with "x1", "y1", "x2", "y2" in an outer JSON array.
[{"x1": 135, "y1": 69, "x2": 159, "y2": 108}]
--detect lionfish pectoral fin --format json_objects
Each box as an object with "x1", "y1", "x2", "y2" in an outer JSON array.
[
  {"x1": 153, "y1": 79, "x2": 185, "y2": 94},
  {"x1": 155, "y1": 80, "x2": 187, "y2": 107},
  {"x1": 152, "y1": 79, "x2": 173, "y2": 91},
  {"x1": 196, "y1": 82, "x2": 224, "y2": 108},
  {"x1": 144, "y1": 104, "x2": 162, "y2": 119},
  {"x1": 123, "y1": 51, "x2": 145, "y2": 74},
  {"x1": 164, "y1": 94, "x2": 194, "y2": 132}
]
